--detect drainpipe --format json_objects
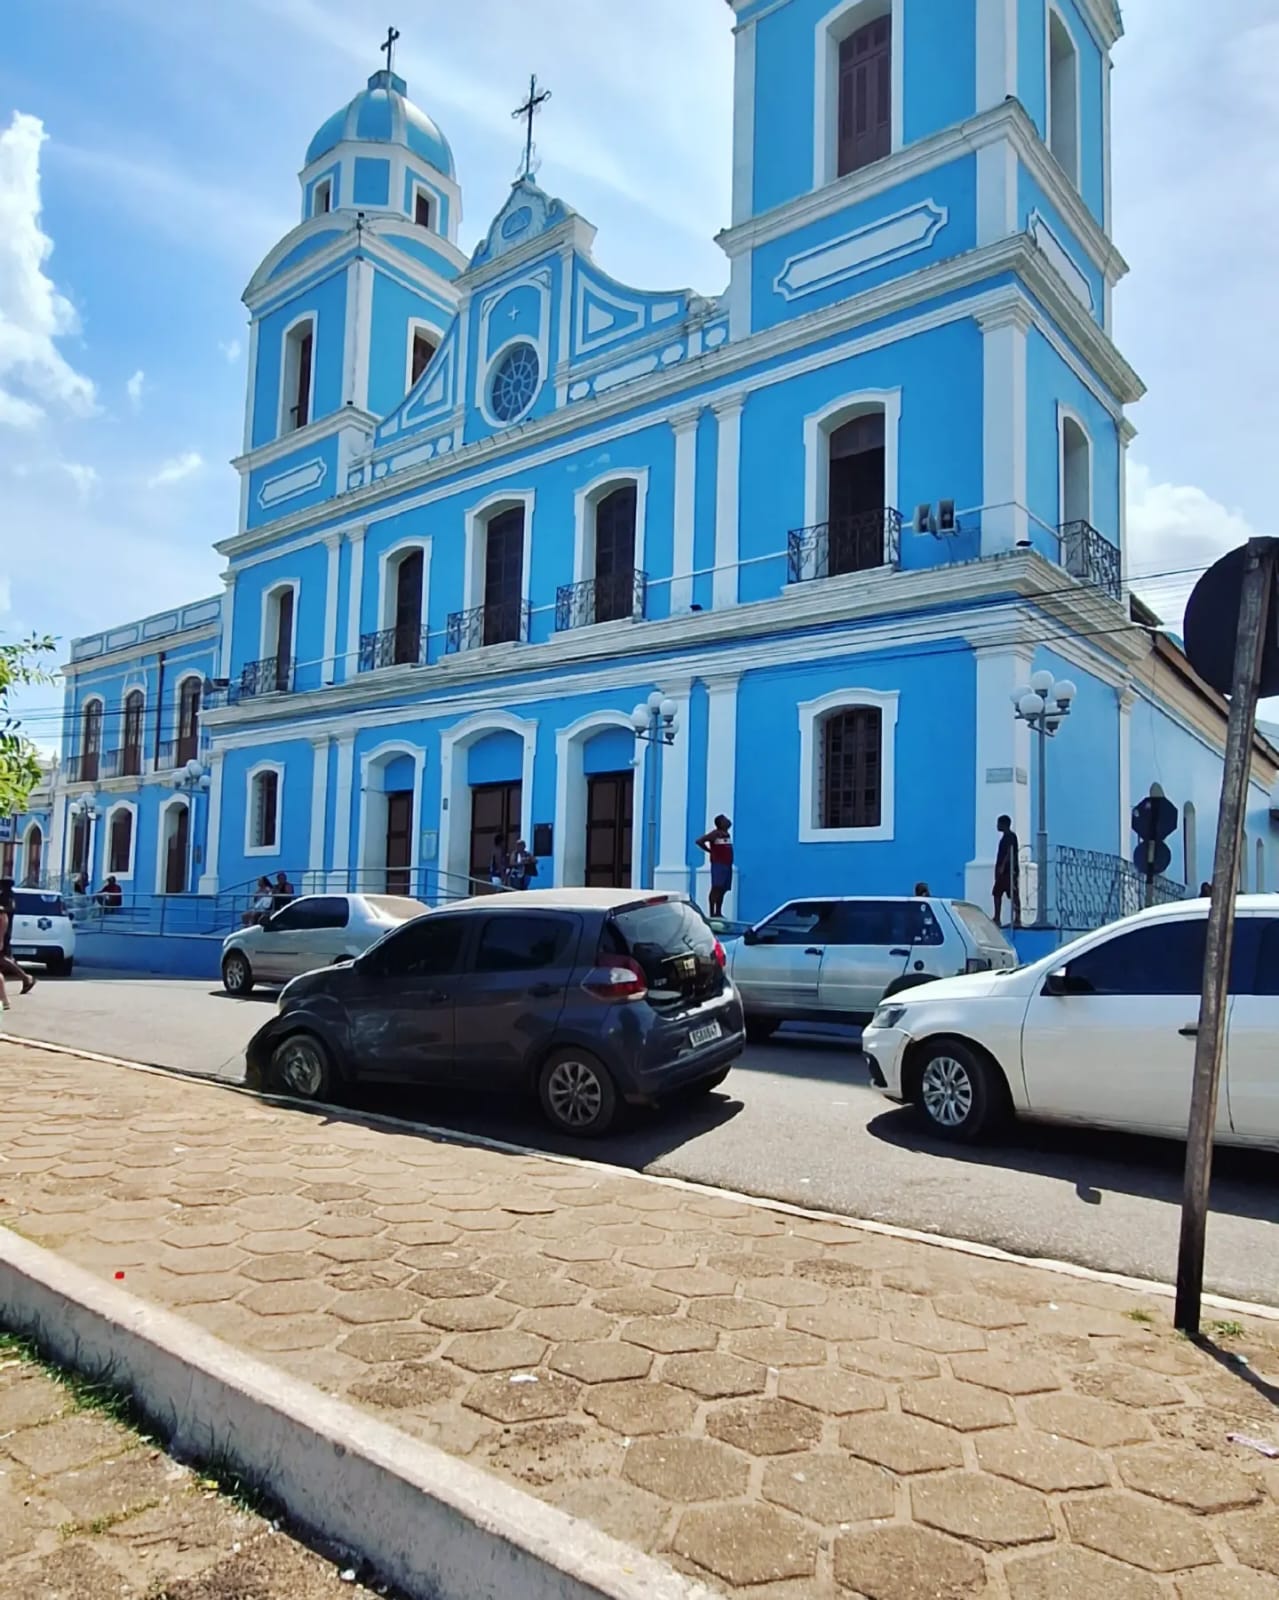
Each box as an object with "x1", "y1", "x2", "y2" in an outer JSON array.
[{"x1": 153, "y1": 650, "x2": 166, "y2": 772}]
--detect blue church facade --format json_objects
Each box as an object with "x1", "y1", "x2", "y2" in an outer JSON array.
[{"x1": 15, "y1": 0, "x2": 1279, "y2": 953}]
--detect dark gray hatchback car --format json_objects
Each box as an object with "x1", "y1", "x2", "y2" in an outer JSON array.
[{"x1": 244, "y1": 888, "x2": 745, "y2": 1136}]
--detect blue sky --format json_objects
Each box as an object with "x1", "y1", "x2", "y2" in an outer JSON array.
[{"x1": 1, "y1": 0, "x2": 1277, "y2": 749}]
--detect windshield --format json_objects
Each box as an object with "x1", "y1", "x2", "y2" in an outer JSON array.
[
  {"x1": 606, "y1": 899, "x2": 723, "y2": 1005},
  {"x1": 951, "y1": 901, "x2": 1012, "y2": 950},
  {"x1": 364, "y1": 896, "x2": 430, "y2": 921},
  {"x1": 14, "y1": 892, "x2": 65, "y2": 918}
]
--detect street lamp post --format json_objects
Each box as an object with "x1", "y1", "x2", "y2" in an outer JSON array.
[
  {"x1": 630, "y1": 692, "x2": 680, "y2": 892},
  {"x1": 67, "y1": 792, "x2": 99, "y2": 888},
  {"x1": 172, "y1": 758, "x2": 212, "y2": 893},
  {"x1": 1012, "y1": 671, "x2": 1077, "y2": 928}
]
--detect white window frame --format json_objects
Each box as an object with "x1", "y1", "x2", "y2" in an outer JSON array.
[
  {"x1": 801, "y1": 390, "x2": 901, "y2": 577},
  {"x1": 1057, "y1": 404, "x2": 1093, "y2": 528},
  {"x1": 1046, "y1": 4, "x2": 1081, "y2": 189},
  {"x1": 572, "y1": 470, "x2": 650, "y2": 620},
  {"x1": 80, "y1": 695, "x2": 104, "y2": 760},
  {"x1": 411, "y1": 182, "x2": 435, "y2": 230},
  {"x1": 173, "y1": 672, "x2": 203, "y2": 749},
  {"x1": 19, "y1": 820, "x2": 43, "y2": 887},
  {"x1": 313, "y1": 177, "x2": 333, "y2": 216},
  {"x1": 404, "y1": 319, "x2": 441, "y2": 393},
  {"x1": 813, "y1": 0, "x2": 903, "y2": 191},
  {"x1": 258, "y1": 580, "x2": 301, "y2": 670},
  {"x1": 356, "y1": 740, "x2": 426, "y2": 886},
  {"x1": 278, "y1": 312, "x2": 318, "y2": 437},
  {"x1": 481, "y1": 335, "x2": 545, "y2": 430},
  {"x1": 374, "y1": 537, "x2": 433, "y2": 659},
  {"x1": 798, "y1": 687, "x2": 899, "y2": 843},
  {"x1": 155, "y1": 795, "x2": 191, "y2": 896},
  {"x1": 462, "y1": 490, "x2": 535, "y2": 637},
  {"x1": 245, "y1": 761, "x2": 285, "y2": 857},
  {"x1": 104, "y1": 800, "x2": 138, "y2": 881}
]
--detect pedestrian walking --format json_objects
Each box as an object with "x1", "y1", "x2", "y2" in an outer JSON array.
[
  {"x1": 696, "y1": 815, "x2": 734, "y2": 919},
  {"x1": 993, "y1": 814, "x2": 1021, "y2": 928},
  {"x1": 0, "y1": 878, "x2": 35, "y2": 1007},
  {"x1": 489, "y1": 833, "x2": 509, "y2": 890}
]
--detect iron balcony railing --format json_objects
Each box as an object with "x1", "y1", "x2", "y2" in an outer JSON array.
[
  {"x1": 446, "y1": 598, "x2": 531, "y2": 652},
  {"x1": 102, "y1": 747, "x2": 146, "y2": 780},
  {"x1": 1054, "y1": 844, "x2": 1187, "y2": 933},
  {"x1": 155, "y1": 736, "x2": 202, "y2": 770},
  {"x1": 1060, "y1": 520, "x2": 1122, "y2": 603},
  {"x1": 237, "y1": 657, "x2": 294, "y2": 699},
  {"x1": 787, "y1": 509, "x2": 903, "y2": 584},
  {"x1": 66, "y1": 751, "x2": 101, "y2": 783},
  {"x1": 359, "y1": 624, "x2": 430, "y2": 671},
  {"x1": 555, "y1": 569, "x2": 648, "y2": 631}
]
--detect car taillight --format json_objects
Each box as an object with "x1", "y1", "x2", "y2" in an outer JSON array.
[
  {"x1": 583, "y1": 956, "x2": 648, "y2": 1002},
  {"x1": 713, "y1": 940, "x2": 726, "y2": 968}
]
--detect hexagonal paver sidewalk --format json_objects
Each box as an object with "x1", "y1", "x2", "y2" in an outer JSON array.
[{"x1": 2, "y1": 1043, "x2": 1279, "y2": 1599}]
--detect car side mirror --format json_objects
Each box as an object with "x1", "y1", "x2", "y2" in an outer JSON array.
[
  {"x1": 1043, "y1": 969, "x2": 1069, "y2": 996},
  {"x1": 742, "y1": 928, "x2": 759, "y2": 946}
]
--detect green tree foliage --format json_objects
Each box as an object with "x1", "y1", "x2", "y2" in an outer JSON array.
[{"x1": 1, "y1": 635, "x2": 56, "y2": 817}]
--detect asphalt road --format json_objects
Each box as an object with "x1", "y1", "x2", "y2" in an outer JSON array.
[{"x1": 5, "y1": 969, "x2": 1278, "y2": 1307}]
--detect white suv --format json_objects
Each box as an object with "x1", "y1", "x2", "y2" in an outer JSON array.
[
  {"x1": 863, "y1": 896, "x2": 1279, "y2": 1150},
  {"x1": 8, "y1": 889, "x2": 76, "y2": 976}
]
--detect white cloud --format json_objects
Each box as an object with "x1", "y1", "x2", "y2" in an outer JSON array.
[
  {"x1": 147, "y1": 450, "x2": 204, "y2": 488},
  {"x1": 60, "y1": 462, "x2": 98, "y2": 499},
  {"x1": 219, "y1": 338, "x2": 242, "y2": 363},
  {"x1": 0, "y1": 112, "x2": 97, "y2": 428},
  {"x1": 125, "y1": 368, "x2": 145, "y2": 408},
  {"x1": 1126, "y1": 460, "x2": 1258, "y2": 631}
]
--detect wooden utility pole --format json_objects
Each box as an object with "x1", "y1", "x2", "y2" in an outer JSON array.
[{"x1": 1175, "y1": 538, "x2": 1278, "y2": 1333}]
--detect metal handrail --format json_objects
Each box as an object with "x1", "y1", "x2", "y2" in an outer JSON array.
[
  {"x1": 236, "y1": 657, "x2": 294, "y2": 699},
  {"x1": 555, "y1": 569, "x2": 647, "y2": 630},
  {"x1": 787, "y1": 509, "x2": 903, "y2": 583},
  {"x1": 446, "y1": 599, "x2": 531, "y2": 652},
  {"x1": 1059, "y1": 520, "x2": 1121, "y2": 603},
  {"x1": 359, "y1": 624, "x2": 430, "y2": 671}
]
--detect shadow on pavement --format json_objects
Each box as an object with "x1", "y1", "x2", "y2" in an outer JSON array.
[
  {"x1": 727, "y1": 1027, "x2": 869, "y2": 1086},
  {"x1": 866, "y1": 1105, "x2": 1279, "y2": 1226}
]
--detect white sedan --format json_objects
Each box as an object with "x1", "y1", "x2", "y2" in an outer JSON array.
[{"x1": 862, "y1": 896, "x2": 1279, "y2": 1149}]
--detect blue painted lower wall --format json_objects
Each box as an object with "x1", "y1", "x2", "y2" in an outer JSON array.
[{"x1": 76, "y1": 931, "x2": 222, "y2": 980}]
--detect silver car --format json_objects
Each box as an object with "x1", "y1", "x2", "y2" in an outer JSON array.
[
  {"x1": 221, "y1": 893, "x2": 428, "y2": 996},
  {"x1": 726, "y1": 896, "x2": 1015, "y2": 1041}
]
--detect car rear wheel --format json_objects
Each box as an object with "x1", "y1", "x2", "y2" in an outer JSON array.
[
  {"x1": 538, "y1": 1050, "x2": 617, "y2": 1137},
  {"x1": 913, "y1": 1041, "x2": 1005, "y2": 1142},
  {"x1": 222, "y1": 951, "x2": 254, "y2": 996},
  {"x1": 745, "y1": 1016, "x2": 779, "y2": 1044},
  {"x1": 269, "y1": 1032, "x2": 333, "y2": 1102}
]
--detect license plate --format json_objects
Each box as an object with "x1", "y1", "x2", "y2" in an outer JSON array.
[
  {"x1": 689, "y1": 1022, "x2": 721, "y2": 1048},
  {"x1": 12, "y1": 947, "x2": 36, "y2": 958}
]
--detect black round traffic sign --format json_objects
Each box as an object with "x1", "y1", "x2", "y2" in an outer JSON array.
[
  {"x1": 1183, "y1": 545, "x2": 1279, "y2": 699},
  {"x1": 1133, "y1": 840, "x2": 1173, "y2": 878}
]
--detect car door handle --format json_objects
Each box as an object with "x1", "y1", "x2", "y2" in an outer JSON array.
[
  {"x1": 889, "y1": 948, "x2": 910, "y2": 957},
  {"x1": 1179, "y1": 1023, "x2": 1199, "y2": 1038},
  {"x1": 529, "y1": 982, "x2": 560, "y2": 998},
  {"x1": 805, "y1": 947, "x2": 823, "y2": 957}
]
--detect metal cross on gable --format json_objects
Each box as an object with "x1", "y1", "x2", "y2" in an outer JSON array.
[
  {"x1": 380, "y1": 25, "x2": 400, "y2": 74},
  {"x1": 512, "y1": 73, "x2": 552, "y2": 179}
]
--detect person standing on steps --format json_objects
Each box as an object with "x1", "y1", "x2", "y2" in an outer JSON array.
[
  {"x1": 696, "y1": 815, "x2": 734, "y2": 920},
  {"x1": 993, "y1": 814, "x2": 1021, "y2": 928}
]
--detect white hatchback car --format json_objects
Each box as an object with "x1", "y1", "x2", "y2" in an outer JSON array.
[
  {"x1": 221, "y1": 893, "x2": 428, "y2": 995},
  {"x1": 8, "y1": 889, "x2": 77, "y2": 975},
  {"x1": 863, "y1": 896, "x2": 1279, "y2": 1149}
]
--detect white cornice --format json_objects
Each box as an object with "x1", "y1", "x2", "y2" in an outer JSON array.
[
  {"x1": 204, "y1": 550, "x2": 1136, "y2": 738},
  {"x1": 61, "y1": 624, "x2": 221, "y2": 678},
  {"x1": 245, "y1": 220, "x2": 463, "y2": 313},
  {"x1": 461, "y1": 215, "x2": 595, "y2": 293},
  {"x1": 716, "y1": 100, "x2": 1127, "y2": 291},
  {"x1": 231, "y1": 409, "x2": 377, "y2": 475}
]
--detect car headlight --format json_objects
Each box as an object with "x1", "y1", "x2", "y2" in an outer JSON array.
[{"x1": 870, "y1": 1004, "x2": 907, "y2": 1031}]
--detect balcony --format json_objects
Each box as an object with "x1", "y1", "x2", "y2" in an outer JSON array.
[
  {"x1": 100, "y1": 747, "x2": 146, "y2": 780},
  {"x1": 155, "y1": 736, "x2": 201, "y2": 771},
  {"x1": 446, "y1": 599, "x2": 530, "y2": 653},
  {"x1": 66, "y1": 752, "x2": 101, "y2": 783},
  {"x1": 359, "y1": 624, "x2": 430, "y2": 672},
  {"x1": 1060, "y1": 520, "x2": 1121, "y2": 603},
  {"x1": 237, "y1": 657, "x2": 294, "y2": 700},
  {"x1": 555, "y1": 569, "x2": 648, "y2": 631},
  {"x1": 787, "y1": 510, "x2": 903, "y2": 585}
]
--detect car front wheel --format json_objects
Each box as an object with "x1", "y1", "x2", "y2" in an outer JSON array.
[
  {"x1": 913, "y1": 1041, "x2": 1006, "y2": 1142},
  {"x1": 538, "y1": 1050, "x2": 617, "y2": 1137},
  {"x1": 269, "y1": 1032, "x2": 334, "y2": 1101},
  {"x1": 222, "y1": 952, "x2": 254, "y2": 996}
]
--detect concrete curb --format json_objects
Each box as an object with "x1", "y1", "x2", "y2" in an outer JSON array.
[
  {"x1": 6, "y1": 1027, "x2": 1277, "y2": 1325},
  {"x1": 0, "y1": 1230, "x2": 714, "y2": 1600}
]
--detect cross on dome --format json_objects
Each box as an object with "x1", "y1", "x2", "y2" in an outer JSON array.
[
  {"x1": 380, "y1": 25, "x2": 400, "y2": 74},
  {"x1": 512, "y1": 74, "x2": 551, "y2": 180}
]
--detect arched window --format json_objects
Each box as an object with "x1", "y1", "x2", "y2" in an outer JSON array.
[
  {"x1": 1060, "y1": 414, "x2": 1091, "y2": 529},
  {"x1": 122, "y1": 689, "x2": 145, "y2": 778},
  {"x1": 391, "y1": 549, "x2": 425, "y2": 665},
  {"x1": 313, "y1": 178, "x2": 332, "y2": 216},
  {"x1": 22, "y1": 824, "x2": 43, "y2": 887},
  {"x1": 177, "y1": 678, "x2": 201, "y2": 765},
  {"x1": 594, "y1": 486, "x2": 639, "y2": 623},
  {"x1": 248, "y1": 766, "x2": 282, "y2": 854},
  {"x1": 827, "y1": 412, "x2": 888, "y2": 574},
  {"x1": 159, "y1": 799, "x2": 190, "y2": 895},
  {"x1": 261, "y1": 585, "x2": 296, "y2": 692},
  {"x1": 107, "y1": 805, "x2": 135, "y2": 878},
  {"x1": 80, "y1": 699, "x2": 103, "y2": 783},
  {"x1": 281, "y1": 317, "x2": 315, "y2": 434},
  {"x1": 1048, "y1": 8, "x2": 1080, "y2": 185},
  {"x1": 837, "y1": 11, "x2": 892, "y2": 176},
  {"x1": 410, "y1": 330, "x2": 437, "y2": 386},
  {"x1": 798, "y1": 688, "x2": 898, "y2": 843}
]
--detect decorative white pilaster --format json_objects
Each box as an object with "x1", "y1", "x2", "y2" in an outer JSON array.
[
  {"x1": 218, "y1": 572, "x2": 236, "y2": 683},
  {"x1": 343, "y1": 526, "x2": 366, "y2": 683},
  {"x1": 979, "y1": 303, "x2": 1031, "y2": 555},
  {"x1": 712, "y1": 398, "x2": 743, "y2": 611},
  {"x1": 653, "y1": 681, "x2": 693, "y2": 898},
  {"x1": 670, "y1": 411, "x2": 701, "y2": 615},
  {"x1": 694, "y1": 676, "x2": 740, "y2": 919},
  {"x1": 730, "y1": 19, "x2": 757, "y2": 227},
  {"x1": 975, "y1": 0, "x2": 1017, "y2": 110},
  {"x1": 307, "y1": 736, "x2": 331, "y2": 891},
  {"x1": 329, "y1": 734, "x2": 356, "y2": 890},
  {"x1": 1119, "y1": 417, "x2": 1136, "y2": 585},
  {"x1": 1117, "y1": 686, "x2": 1136, "y2": 858},
  {"x1": 197, "y1": 750, "x2": 224, "y2": 894},
  {"x1": 965, "y1": 643, "x2": 1034, "y2": 909},
  {"x1": 322, "y1": 533, "x2": 342, "y2": 685}
]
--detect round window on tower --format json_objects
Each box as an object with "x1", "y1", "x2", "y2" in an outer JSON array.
[{"x1": 488, "y1": 342, "x2": 540, "y2": 424}]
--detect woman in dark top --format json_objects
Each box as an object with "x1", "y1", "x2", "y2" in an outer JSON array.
[{"x1": 0, "y1": 878, "x2": 36, "y2": 1004}]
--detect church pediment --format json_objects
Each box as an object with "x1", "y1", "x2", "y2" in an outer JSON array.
[{"x1": 470, "y1": 178, "x2": 577, "y2": 270}]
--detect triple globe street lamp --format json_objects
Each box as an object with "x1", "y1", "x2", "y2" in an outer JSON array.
[{"x1": 1012, "y1": 670, "x2": 1077, "y2": 928}]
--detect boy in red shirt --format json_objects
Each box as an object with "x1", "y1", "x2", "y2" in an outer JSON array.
[{"x1": 696, "y1": 815, "x2": 734, "y2": 919}]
